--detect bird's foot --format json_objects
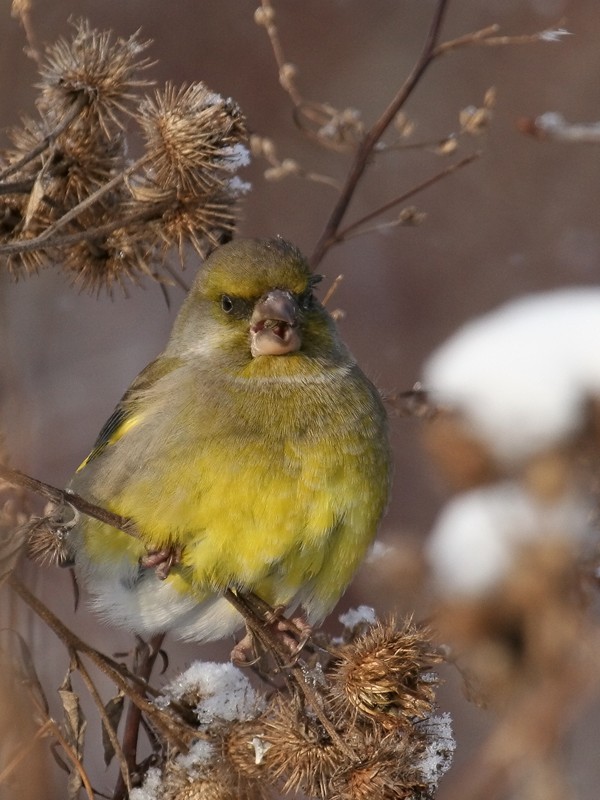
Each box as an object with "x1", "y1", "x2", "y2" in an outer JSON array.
[
  {"x1": 266, "y1": 606, "x2": 313, "y2": 660},
  {"x1": 140, "y1": 546, "x2": 182, "y2": 580},
  {"x1": 230, "y1": 631, "x2": 261, "y2": 667},
  {"x1": 230, "y1": 606, "x2": 312, "y2": 667}
]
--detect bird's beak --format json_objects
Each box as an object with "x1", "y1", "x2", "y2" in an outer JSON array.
[{"x1": 249, "y1": 290, "x2": 302, "y2": 357}]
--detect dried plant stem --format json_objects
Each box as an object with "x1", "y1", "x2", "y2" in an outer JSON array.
[
  {"x1": 335, "y1": 151, "x2": 479, "y2": 242},
  {"x1": 0, "y1": 178, "x2": 36, "y2": 195},
  {"x1": 74, "y1": 654, "x2": 132, "y2": 795},
  {"x1": 259, "y1": 0, "x2": 303, "y2": 107},
  {"x1": 8, "y1": 575, "x2": 192, "y2": 750},
  {"x1": 0, "y1": 95, "x2": 86, "y2": 182},
  {"x1": 11, "y1": 0, "x2": 43, "y2": 64},
  {"x1": 30, "y1": 155, "x2": 149, "y2": 243},
  {"x1": 113, "y1": 634, "x2": 166, "y2": 800},
  {"x1": 0, "y1": 717, "x2": 52, "y2": 786},
  {"x1": 0, "y1": 200, "x2": 171, "y2": 258},
  {"x1": 0, "y1": 464, "x2": 137, "y2": 538},
  {"x1": 435, "y1": 24, "x2": 564, "y2": 55},
  {"x1": 310, "y1": 0, "x2": 450, "y2": 266},
  {"x1": 0, "y1": 157, "x2": 157, "y2": 259},
  {"x1": 46, "y1": 715, "x2": 96, "y2": 800},
  {"x1": 225, "y1": 589, "x2": 355, "y2": 761}
]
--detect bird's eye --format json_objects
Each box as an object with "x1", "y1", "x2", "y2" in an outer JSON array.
[{"x1": 221, "y1": 295, "x2": 234, "y2": 313}]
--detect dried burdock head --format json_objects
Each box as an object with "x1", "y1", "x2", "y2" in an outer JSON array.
[
  {"x1": 330, "y1": 730, "x2": 430, "y2": 800},
  {"x1": 54, "y1": 126, "x2": 127, "y2": 205},
  {"x1": 24, "y1": 503, "x2": 78, "y2": 568},
  {"x1": 328, "y1": 619, "x2": 442, "y2": 728},
  {"x1": 38, "y1": 20, "x2": 153, "y2": 135},
  {"x1": 158, "y1": 748, "x2": 269, "y2": 800},
  {"x1": 0, "y1": 229, "x2": 49, "y2": 278},
  {"x1": 261, "y1": 697, "x2": 346, "y2": 798},
  {"x1": 6, "y1": 118, "x2": 126, "y2": 224},
  {"x1": 58, "y1": 200, "x2": 158, "y2": 293},
  {"x1": 158, "y1": 192, "x2": 239, "y2": 260},
  {"x1": 221, "y1": 719, "x2": 272, "y2": 781},
  {"x1": 137, "y1": 82, "x2": 248, "y2": 196}
]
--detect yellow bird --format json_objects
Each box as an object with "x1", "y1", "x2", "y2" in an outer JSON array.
[{"x1": 67, "y1": 238, "x2": 391, "y2": 647}]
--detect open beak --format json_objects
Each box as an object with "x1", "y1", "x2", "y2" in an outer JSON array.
[{"x1": 250, "y1": 289, "x2": 302, "y2": 357}]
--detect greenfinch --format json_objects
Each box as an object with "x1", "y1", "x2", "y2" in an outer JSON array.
[{"x1": 66, "y1": 237, "x2": 390, "y2": 644}]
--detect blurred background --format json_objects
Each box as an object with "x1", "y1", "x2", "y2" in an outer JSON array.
[{"x1": 1, "y1": 0, "x2": 600, "y2": 797}]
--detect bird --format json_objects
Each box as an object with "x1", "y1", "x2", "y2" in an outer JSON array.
[{"x1": 66, "y1": 237, "x2": 391, "y2": 654}]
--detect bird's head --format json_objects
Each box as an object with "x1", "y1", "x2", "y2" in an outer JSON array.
[{"x1": 167, "y1": 237, "x2": 346, "y2": 370}]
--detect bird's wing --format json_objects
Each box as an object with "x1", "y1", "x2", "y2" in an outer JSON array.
[{"x1": 75, "y1": 356, "x2": 182, "y2": 472}]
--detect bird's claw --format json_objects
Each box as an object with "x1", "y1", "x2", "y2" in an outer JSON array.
[{"x1": 140, "y1": 546, "x2": 182, "y2": 580}]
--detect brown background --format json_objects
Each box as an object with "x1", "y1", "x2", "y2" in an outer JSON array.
[{"x1": 2, "y1": 1, "x2": 600, "y2": 796}]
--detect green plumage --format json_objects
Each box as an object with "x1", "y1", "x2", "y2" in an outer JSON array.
[{"x1": 67, "y1": 238, "x2": 391, "y2": 642}]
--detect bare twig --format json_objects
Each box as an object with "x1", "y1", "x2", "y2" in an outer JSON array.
[
  {"x1": 74, "y1": 654, "x2": 131, "y2": 796},
  {"x1": 46, "y1": 716, "x2": 96, "y2": 800},
  {"x1": 435, "y1": 23, "x2": 571, "y2": 55},
  {"x1": 257, "y1": 0, "x2": 303, "y2": 107},
  {"x1": 225, "y1": 589, "x2": 356, "y2": 761},
  {"x1": 0, "y1": 95, "x2": 86, "y2": 183},
  {"x1": 0, "y1": 464, "x2": 138, "y2": 538},
  {"x1": 8, "y1": 575, "x2": 192, "y2": 750},
  {"x1": 335, "y1": 151, "x2": 479, "y2": 243},
  {"x1": 11, "y1": 0, "x2": 43, "y2": 64},
  {"x1": 112, "y1": 634, "x2": 166, "y2": 800},
  {"x1": 309, "y1": 0, "x2": 451, "y2": 267}
]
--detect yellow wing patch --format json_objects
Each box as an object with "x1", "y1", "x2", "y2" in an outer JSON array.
[{"x1": 76, "y1": 410, "x2": 145, "y2": 472}]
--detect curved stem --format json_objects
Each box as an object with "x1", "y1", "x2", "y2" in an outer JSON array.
[
  {"x1": 336, "y1": 151, "x2": 479, "y2": 242},
  {"x1": 309, "y1": 0, "x2": 450, "y2": 267},
  {"x1": 0, "y1": 463, "x2": 137, "y2": 537},
  {"x1": 0, "y1": 96, "x2": 86, "y2": 182}
]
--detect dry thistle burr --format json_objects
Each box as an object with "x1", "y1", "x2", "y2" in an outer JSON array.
[
  {"x1": 327, "y1": 619, "x2": 441, "y2": 728},
  {"x1": 0, "y1": 21, "x2": 250, "y2": 291}
]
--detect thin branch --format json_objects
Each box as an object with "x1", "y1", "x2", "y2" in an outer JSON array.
[
  {"x1": 309, "y1": 0, "x2": 451, "y2": 267},
  {"x1": 46, "y1": 716, "x2": 96, "y2": 800},
  {"x1": 258, "y1": 0, "x2": 304, "y2": 107},
  {"x1": 11, "y1": 0, "x2": 43, "y2": 64},
  {"x1": 435, "y1": 23, "x2": 572, "y2": 55},
  {"x1": 0, "y1": 95, "x2": 86, "y2": 182},
  {"x1": 225, "y1": 589, "x2": 356, "y2": 761},
  {"x1": 0, "y1": 178, "x2": 36, "y2": 195},
  {"x1": 8, "y1": 575, "x2": 192, "y2": 750},
  {"x1": 335, "y1": 151, "x2": 479, "y2": 243},
  {"x1": 0, "y1": 464, "x2": 138, "y2": 537},
  {"x1": 112, "y1": 634, "x2": 165, "y2": 800},
  {"x1": 75, "y1": 655, "x2": 131, "y2": 796}
]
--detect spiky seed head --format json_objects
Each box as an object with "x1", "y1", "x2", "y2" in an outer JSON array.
[
  {"x1": 138, "y1": 82, "x2": 248, "y2": 196},
  {"x1": 328, "y1": 619, "x2": 442, "y2": 728},
  {"x1": 261, "y1": 697, "x2": 346, "y2": 797},
  {"x1": 38, "y1": 20, "x2": 153, "y2": 135}
]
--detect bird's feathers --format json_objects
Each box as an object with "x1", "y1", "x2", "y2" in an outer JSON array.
[{"x1": 67, "y1": 237, "x2": 391, "y2": 642}]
